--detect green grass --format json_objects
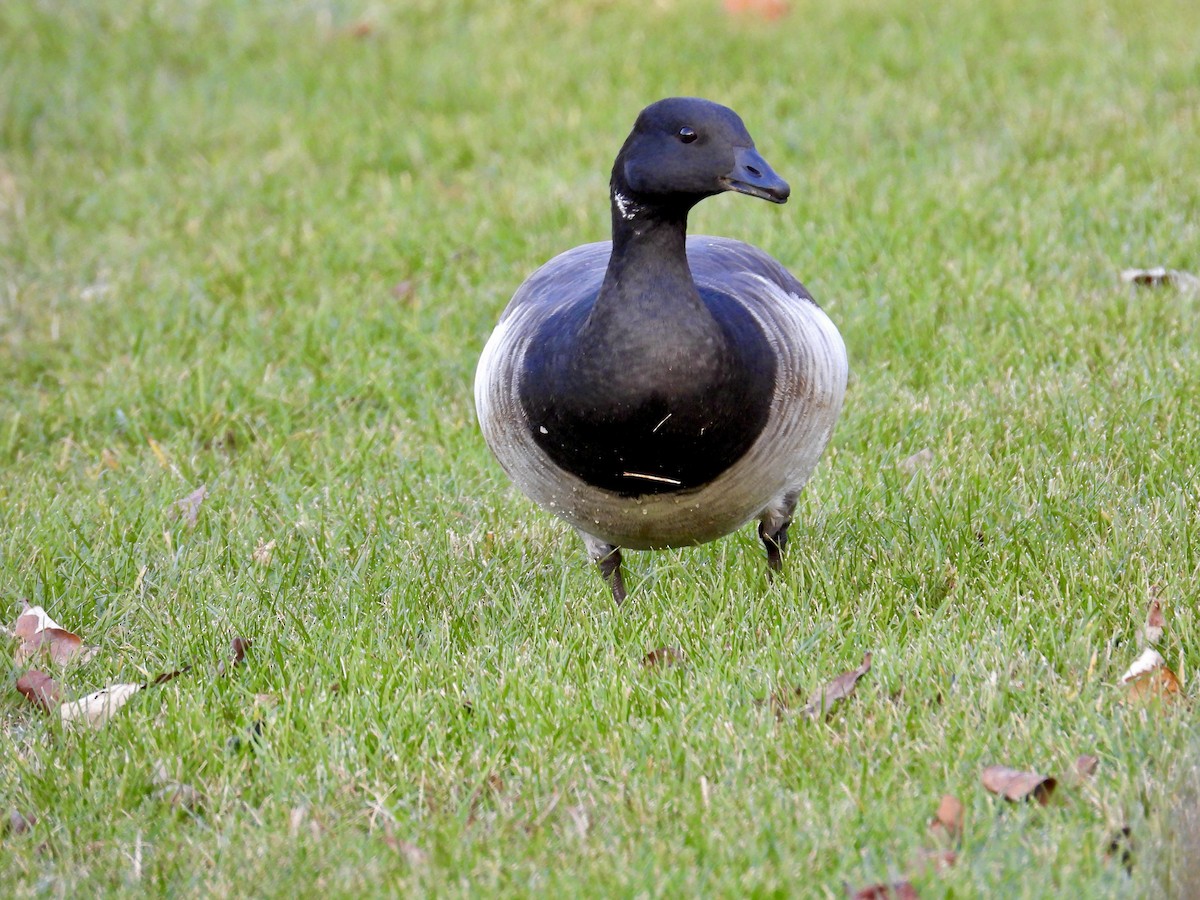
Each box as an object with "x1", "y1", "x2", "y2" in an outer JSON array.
[{"x1": 3, "y1": 0, "x2": 1199, "y2": 895}]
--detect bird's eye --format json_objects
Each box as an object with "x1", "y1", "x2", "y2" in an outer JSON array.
[{"x1": 677, "y1": 127, "x2": 698, "y2": 144}]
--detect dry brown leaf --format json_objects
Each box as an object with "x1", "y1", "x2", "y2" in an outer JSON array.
[
  {"x1": 1125, "y1": 666, "x2": 1181, "y2": 703},
  {"x1": 641, "y1": 646, "x2": 685, "y2": 668},
  {"x1": 1075, "y1": 754, "x2": 1100, "y2": 779},
  {"x1": 12, "y1": 603, "x2": 93, "y2": 665},
  {"x1": 981, "y1": 765, "x2": 1056, "y2": 805},
  {"x1": 16, "y1": 670, "x2": 62, "y2": 713},
  {"x1": 1120, "y1": 647, "x2": 1181, "y2": 703},
  {"x1": 172, "y1": 485, "x2": 209, "y2": 528},
  {"x1": 847, "y1": 882, "x2": 919, "y2": 900},
  {"x1": 59, "y1": 683, "x2": 143, "y2": 727},
  {"x1": 217, "y1": 637, "x2": 252, "y2": 676},
  {"x1": 929, "y1": 794, "x2": 963, "y2": 842},
  {"x1": 801, "y1": 653, "x2": 873, "y2": 720},
  {"x1": 1140, "y1": 588, "x2": 1165, "y2": 646}
]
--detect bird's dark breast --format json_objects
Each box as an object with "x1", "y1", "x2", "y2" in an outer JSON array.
[{"x1": 517, "y1": 288, "x2": 777, "y2": 497}]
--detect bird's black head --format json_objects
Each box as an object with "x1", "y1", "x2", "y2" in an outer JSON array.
[{"x1": 612, "y1": 97, "x2": 790, "y2": 213}]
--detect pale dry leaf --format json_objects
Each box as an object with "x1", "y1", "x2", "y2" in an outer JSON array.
[
  {"x1": 641, "y1": 646, "x2": 685, "y2": 668},
  {"x1": 60, "y1": 682, "x2": 142, "y2": 727},
  {"x1": 252, "y1": 539, "x2": 276, "y2": 566},
  {"x1": 929, "y1": 793, "x2": 963, "y2": 842},
  {"x1": 1120, "y1": 647, "x2": 1166, "y2": 683},
  {"x1": 12, "y1": 603, "x2": 66, "y2": 638},
  {"x1": 172, "y1": 485, "x2": 209, "y2": 528},
  {"x1": 1075, "y1": 754, "x2": 1100, "y2": 779},
  {"x1": 898, "y1": 447, "x2": 934, "y2": 475},
  {"x1": 1120, "y1": 267, "x2": 1200, "y2": 291},
  {"x1": 16, "y1": 669, "x2": 62, "y2": 712},
  {"x1": 801, "y1": 652, "x2": 873, "y2": 720},
  {"x1": 981, "y1": 765, "x2": 1056, "y2": 805}
]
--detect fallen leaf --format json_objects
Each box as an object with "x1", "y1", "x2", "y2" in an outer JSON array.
[
  {"x1": 1120, "y1": 647, "x2": 1181, "y2": 703},
  {"x1": 981, "y1": 765, "x2": 1056, "y2": 805},
  {"x1": 1075, "y1": 754, "x2": 1100, "y2": 779},
  {"x1": 171, "y1": 485, "x2": 209, "y2": 528},
  {"x1": 929, "y1": 794, "x2": 963, "y2": 842},
  {"x1": 217, "y1": 637, "x2": 252, "y2": 676},
  {"x1": 16, "y1": 670, "x2": 62, "y2": 712},
  {"x1": 641, "y1": 646, "x2": 685, "y2": 668},
  {"x1": 1120, "y1": 267, "x2": 1200, "y2": 291},
  {"x1": 847, "y1": 882, "x2": 918, "y2": 900},
  {"x1": 59, "y1": 683, "x2": 143, "y2": 727},
  {"x1": 12, "y1": 603, "x2": 93, "y2": 664},
  {"x1": 801, "y1": 653, "x2": 873, "y2": 719},
  {"x1": 1121, "y1": 647, "x2": 1166, "y2": 683},
  {"x1": 1124, "y1": 666, "x2": 1181, "y2": 703},
  {"x1": 12, "y1": 602, "x2": 66, "y2": 638},
  {"x1": 1140, "y1": 589, "x2": 1165, "y2": 646}
]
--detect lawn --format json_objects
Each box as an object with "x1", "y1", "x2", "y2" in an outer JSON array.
[{"x1": 2, "y1": 0, "x2": 1199, "y2": 895}]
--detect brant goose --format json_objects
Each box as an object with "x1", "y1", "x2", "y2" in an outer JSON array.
[{"x1": 476, "y1": 97, "x2": 847, "y2": 602}]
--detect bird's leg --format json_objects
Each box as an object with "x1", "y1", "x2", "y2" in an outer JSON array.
[
  {"x1": 759, "y1": 491, "x2": 799, "y2": 578},
  {"x1": 758, "y1": 519, "x2": 789, "y2": 575},
  {"x1": 582, "y1": 532, "x2": 627, "y2": 604}
]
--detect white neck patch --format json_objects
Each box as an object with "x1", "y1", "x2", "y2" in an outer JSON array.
[{"x1": 613, "y1": 190, "x2": 637, "y2": 221}]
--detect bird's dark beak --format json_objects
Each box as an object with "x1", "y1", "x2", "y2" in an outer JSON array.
[{"x1": 720, "y1": 146, "x2": 790, "y2": 204}]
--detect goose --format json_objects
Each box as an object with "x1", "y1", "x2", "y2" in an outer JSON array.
[{"x1": 475, "y1": 97, "x2": 847, "y2": 603}]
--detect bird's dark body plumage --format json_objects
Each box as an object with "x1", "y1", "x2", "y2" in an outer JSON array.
[{"x1": 475, "y1": 98, "x2": 847, "y2": 601}]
